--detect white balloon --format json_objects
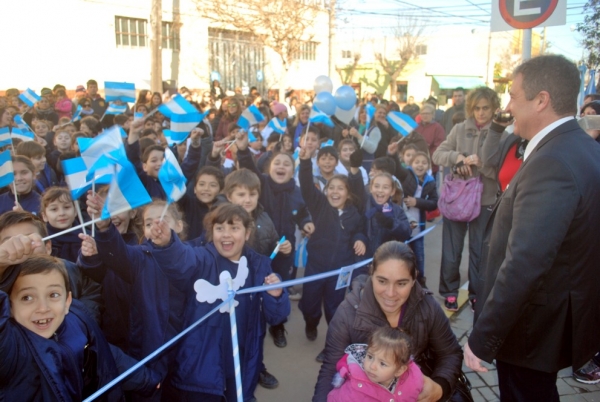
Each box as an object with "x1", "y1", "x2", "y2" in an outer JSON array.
[{"x1": 313, "y1": 75, "x2": 333, "y2": 94}]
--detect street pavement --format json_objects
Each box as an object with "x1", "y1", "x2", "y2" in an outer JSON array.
[{"x1": 255, "y1": 218, "x2": 600, "y2": 401}]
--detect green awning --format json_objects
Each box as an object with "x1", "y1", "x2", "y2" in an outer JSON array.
[{"x1": 432, "y1": 76, "x2": 486, "y2": 89}]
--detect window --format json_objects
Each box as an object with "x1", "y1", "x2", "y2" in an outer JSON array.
[
  {"x1": 162, "y1": 22, "x2": 180, "y2": 51},
  {"x1": 341, "y1": 50, "x2": 352, "y2": 59},
  {"x1": 115, "y1": 16, "x2": 147, "y2": 47},
  {"x1": 415, "y1": 45, "x2": 427, "y2": 56},
  {"x1": 297, "y1": 42, "x2": 317, "y2": 61}
]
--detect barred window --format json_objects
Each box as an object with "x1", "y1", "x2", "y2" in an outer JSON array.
[
  {"x1": 415, "y1": 44, "x2": 427, "y2": 56},
  {"x1": 162, "y1": 22, "x2": 180, "y2": 51},
  {"x1": 298, "y1": 42, "x2": 317, "y2": 61},
  {"x1": 341, "y1": 50, "x2": 352, "y2": 58},
  {"x1": 115, "y1": 16, "x2": 147, "y2": 47}
]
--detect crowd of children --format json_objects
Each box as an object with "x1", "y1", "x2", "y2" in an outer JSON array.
[{"x1": 0, "y1": 83, "x2": 440, "y2": 401}]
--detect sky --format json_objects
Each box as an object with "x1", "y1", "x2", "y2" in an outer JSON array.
[{"x1": 336, "y1": 0, "x2": 589, "y2": 61}]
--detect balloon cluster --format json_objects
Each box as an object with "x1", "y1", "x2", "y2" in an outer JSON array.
[{"x1": 313, "y1": 76, "x2": 357, "y2": 124}]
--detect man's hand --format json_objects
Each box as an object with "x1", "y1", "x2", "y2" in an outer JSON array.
[
  {"x1": 464, "y1": 341, "x2": 488, "y2": 372},
  {"x1": 417, "y1": 375, "x2": 444, "y2": 402}
]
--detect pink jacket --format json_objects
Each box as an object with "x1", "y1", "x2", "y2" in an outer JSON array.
[
  {"x1": 328, "y1": 345, "x2": 424, "y2": 402},
  {"x1": 54, "y1": 98, "x2": 73, "y2": 119}
]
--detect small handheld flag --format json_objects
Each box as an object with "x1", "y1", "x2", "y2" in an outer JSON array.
[
  {"x1": 104, "y1": 82, "x2": 136, "y2": 103},
  {"x1": 386, "y1": 111, "x2": 418, "y2": 136},
  {"x1": 267, "y1": 118, "x2": 287, "y2": 135},
  {"x1": 309, "y1": 106, "x2": 334, "y2": 128},
  {"x1": 78, "y1": 126, "x2": 127, "y2": 169},
  {"x1": 365, "y1": 103, "x2": 376, "y2": 128},
  {"x1": 19, "y1": 88, "x2": 41, "y2": 107},
  {"x1": 105, "y1": 102, "x2": 128, "y2": 115},
  {"x1": 71, "y1": 105, "x2": 83, "y2": 123},
  {"x1": 237, "y1": 105, "x2": 265, "y2": 132},
  {"x1": 158, "y1": 148, "x2": 187, "y2": 203},
  {"x1": 0, "y1": 127, "x2": 11, "y2": 148},
  {"x1": 0, "y1": 150, "x2": 14, "y2": 188},
  {"x1": 10, "y1": 127, "x2": 34, "y2": 142},
  {"x1": 13, "y1": 115, "x2": 35, "y2": 138},
  {"x1": 158, "y1": 94, "x2": 197, "y2": 118},
  {"x1": 62, "y1": 157, "x2": 112, "y2": 200},
  {"x1": 101, "y1": 160, "x2": 152, "y2": 220}
]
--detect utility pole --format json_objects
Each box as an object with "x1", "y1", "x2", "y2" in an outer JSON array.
[
  {"x1": 541, "y1": 26, "x2": 547, "y2": 54},
  {"x1": 328, "y1": 0, "x2": 336, "y2": 79},
  {"x1": 150, "y1": 0, "x2": 162, "y2": 93},
  {"x1": 522, "y1": 28, "x2": 532, "y2": 61}
]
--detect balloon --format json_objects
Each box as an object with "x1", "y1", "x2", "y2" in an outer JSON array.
[
  {"x1": 334, "y1": 85, "x2": 357, "y2": 111},
  {"x1": 335, "y1": 105, "x2": 357, "y2": 125},
  {"x1": 313, "y1": 92, "x2": 336, "y2": 116},
  {"x1": 313, "y1": 75, "x2": 333, "y2": 94}
]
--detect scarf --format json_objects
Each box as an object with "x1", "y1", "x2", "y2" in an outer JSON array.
[{"x1": 365, "y1": 195, "x2": 394, "y2": 219}]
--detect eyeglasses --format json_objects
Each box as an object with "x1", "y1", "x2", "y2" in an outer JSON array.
[{"x1": 228, "y1": 104, "x2": 238, "y2": 107}]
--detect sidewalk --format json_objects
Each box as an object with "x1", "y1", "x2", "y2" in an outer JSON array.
[{"x1": 448, "y1": 303, "x2": 600, "y2": 402}]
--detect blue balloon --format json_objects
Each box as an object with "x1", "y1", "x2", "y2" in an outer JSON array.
[
  {"x1": 313, "y1": 92, "x2": 336, "y2": 116},
  {"x1": 334, "y1": 85, "x2": 357, "y2": 111}
]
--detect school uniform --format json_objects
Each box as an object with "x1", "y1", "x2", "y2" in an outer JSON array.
[
  {"x1": 47, "y1": 222, "x2": 83, "y2": 263},
  {"x1": 0, "y1": 190, "x2": 41, "y2": 215}
]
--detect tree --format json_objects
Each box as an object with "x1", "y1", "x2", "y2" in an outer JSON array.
[
  {"x1": 195, "y1": 0, "x2": 320, "y2": 98},
  {"x1": 577, "y1": 0, "x2": 600, "y2": 69},
  {"x1": 335, "y1": 52, "x2": 361, "y2": 84},
  {"x1": 374, "y1": 17, "x2": 425, "y2": 100}
]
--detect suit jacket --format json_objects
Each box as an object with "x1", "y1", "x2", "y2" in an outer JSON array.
[{"x1": 470, "y1": 119, "x2": 600, "y2": 373}]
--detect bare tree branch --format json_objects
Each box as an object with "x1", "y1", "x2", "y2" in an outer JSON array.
[{"x1": 336, "y1": 53, "x2": 361, "y2": 84}]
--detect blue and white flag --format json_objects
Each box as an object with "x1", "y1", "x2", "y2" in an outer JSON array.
[
  {"x1": 158, "y1": 148, "x2": 187, "y2": 203},
  {"x1": 237, "y1": 105, "x2": 265, "y2": 131},
  {"x1": 101, "y1": 160, "x2": 151, "y2": 219},
  {"x1": 158, "y1": 94, "x2": 197, "y2": 118},
  {"x1": 267, "y1": 118, "x2": 287, "y2": 135},
  {"x1": 13, "y1": 115, "x2": 35, "y2": 139},
  {"x1": 85, "y1": 154, "x2": 119, "y2": 183},
  {"x1": 386, "y1": 111, "x2": 418, "y2": 136},
  {"x1": 18, "y1": 88, "x2": 41, "y2": 107},
  {"x1": 105, "y1": 102, "x2": 127, "y2": 115},
  {"x1": 365, "y1": 103, "x2": 376, "y2": 128},
  {"x1": 586, "y1": 70, "x2": 597, "y2": 96},
  {"x1": 170, "y1": 112, "x2": 202, "y2": 136},
  {"x1": 78, "y1": 126, "x2": 127, "y2": 169},
  {"x1": 320, "y1": 139, "x2": 334, "y2": 148},
  {"x1": 72, "y1": 105, "x2": 83, "y2": 123},
  {"x1": 10, "y1": 127, "x2": 34, "y2": 142},
  {"x1": 104, "y1": 82, "x2": 136, "y2": 103},
  {"x1": 62, "y1": 157, "x2": 112, "y2": 200},
  {"x1": 309, "y1": 106, "x2": 334, "y2": 128},
  {"x1": 0, "y1": 149, "x2": 14, "y2": 188},
  {"x1": 0, "y1": 127, "x2": 11, "y2": 148}
]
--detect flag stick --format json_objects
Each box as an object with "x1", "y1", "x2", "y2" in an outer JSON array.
[
  {"x1": 360, "y1": 133, "x2": 367, "y2": 149},
  {"x1": 159, "y1": 202, "x2": 170, "y2": 222},
  {"x1": 91, "y1": 179, "x2": 96, "y2": 237},
  {"x1": 12, "y1": 182, "x2": 18, "y2": 207},
  {"x1": 303, "y1": 121, "x2": 311, "y2": 147},
  {"x1": 224, "y1": 140, "x2": 236, "y2": 153},
  {"x1": 74, "y1": 200, "x2": 87, "y2": 236},
  {"x1": 41, "y1": 206, "x2": 132, "y2": 242}
]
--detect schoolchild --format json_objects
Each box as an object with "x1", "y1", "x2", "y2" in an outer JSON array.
[
  {"x1": 314, "y1": 146, "x2": 340, "y2": 192},
  {"x1": 297, "y1": 141, "x2": 368, "y2": 363},
  {"x1": 41, "y1": 187, "x2": 81, "y2": 263},
  {"x1": 15, "y1": 141, "x2": 59, "y2": 193},
  {"x1": 336, "y1": 138, "x2": 369, "y2": 185},
  {"x1": 149, "y1": 204, "x2": 291, "y2": 402},
  {"x1": 0, "y1": 156, "x2": 41, "y2": 215},
  {"x1": 0, "y1": 253, "x2": 160, "y2": 401},
  {"x1": 328, "y1": 327, "x2": 423, "y2": 402}
]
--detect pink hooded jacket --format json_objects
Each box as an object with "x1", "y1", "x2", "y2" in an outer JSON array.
[{"x1": 327, "y1": 344, "x2": 424, "y2": 402}]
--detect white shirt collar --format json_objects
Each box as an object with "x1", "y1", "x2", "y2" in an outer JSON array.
[{"x1": 523, "y1": 116, "x2": 574, "y2": 161}]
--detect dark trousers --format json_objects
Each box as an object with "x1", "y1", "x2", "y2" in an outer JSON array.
[
  {"x1": 496, "y1": 360, "x2": 559, "y2": 402},
  {"x1": 299, "y1": 269, "x2": 346, "y2": 328},
  {"x1": 409, "y1": 236, "x2": 425, "y2": 280},
  {"x1": 438, "y1": 205, "x2": 493, "y2": 300}
]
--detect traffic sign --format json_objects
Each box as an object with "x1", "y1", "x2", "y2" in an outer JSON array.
[{"x1": 491, "y1": 0, "x2": 566, "y2": 32}]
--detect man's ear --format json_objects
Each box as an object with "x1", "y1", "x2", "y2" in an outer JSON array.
[{"x1": 536, "y1": 91, "x2": 552, "y2": 112}]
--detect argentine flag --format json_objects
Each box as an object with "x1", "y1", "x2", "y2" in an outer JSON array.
[
  {"x1": 320, "y1": 139, "x2": 334, "y2": 148},
  {"x1": 158, "y1": 94, "x2": 197, "y2": 118},
  {"x1": 309, "y1": 106, "x2": 334, "y2": 128},
  {"x1": 267, "y1": 118, "x2": 287, "y2": 135},
  {"x1": 62, "y1": 157, "x2": 112, "y2": 200},
  {"x1": 78, "y1": 126, "x2": 127, "y2": 169},
  {"x1": 72, "y1": 105, "x2": 83, "y2": 123},
  {"x1": 101, "y1": 160, "x2": 152, "y2": 219},
  {"x1": 365, "y1": 103, "x2": 376, "y2": 128},
  {"x1": 105, "y1": 102, "x2": 127, "y2": 115},
  {"x1": 237, "y1": 105, "x2": 265, "y2": 132},
  {"x1": 171, "y1": 112, "x2": 202, "y2": 135},
  {"x1": 13, "y1": 115, "x2": 36, "y2": 139},
  {"x1": 19, "y1": 88, "x2": 41, "y2": 107},
  {"x1": 104, "y1": 82, "x2": 136, "y2": 103},
  {"x1": 0, "y1": 127, "x2": 11, "y2": 148},
  {"x1": 386, "y1": 111, "x2": 418, "y2": 136},
  {"x1": 10, "y1": 127, "x2": 34, "y2": 142},
  {"x1": 158, "y1": 148, "x2": 187, "y2": 203},
  {"x1": 0, "y1": 150, "x2": 14, "y2": 188}
]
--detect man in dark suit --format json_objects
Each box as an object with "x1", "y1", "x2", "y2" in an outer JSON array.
[{"x1": 464, "y1": 55, "x2": 600, "y2": 401}]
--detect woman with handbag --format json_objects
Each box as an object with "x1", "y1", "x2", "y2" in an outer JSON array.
[
  {"x1": 313, "y1": 241, "x2": 466, "y2": 402},
  {"x1": 432, "y1": 87, "x2": 500, "y2": 312}
]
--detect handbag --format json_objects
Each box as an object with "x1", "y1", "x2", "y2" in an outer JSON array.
[
  {"x1": 438, "y1": 174, "x2": 483, "y2": 222},
  {"x1": 415, "y1": 352, "x2": 475, "y2": 402}
]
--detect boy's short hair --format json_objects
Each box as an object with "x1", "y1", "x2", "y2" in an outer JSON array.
[
  {"x1": 6, "y1": 255, "x2": 71, "y2": 296},
  {"x1": 0, "y1": 211, "x2": 48, "y2": 240},
  {"x1": 371, "y1": 157, "x2": 396, "y2": 175},
  {"x1": 338, "y1": 138, "x2": 356, "y2": 151},
  {"x1": 317, "y1": 146, "x2": 339, "y2": 162},
  {"x1": 266, "y1": 132, "x2": 281, "y2": 145},
  {"x1": 114, "y1": 114, "x2": 129, "y2": 126},
  {"x1": 223, "y1": 168, "x2": 261, "y2": 197},
  {"x1": 142, "y1": 145, "x2": 164, "y2": 163},
  {"x1": 70, "y1": 132, "x2": 87, "y2": 147},
  {"x1": 12, "y1": 155, "x2": 36, "y2": 174},
  {"x1": 41, "y1": 187, "x2": 73, "y2": 213},
  {"x1": 16, "y1": 141, "x2": 45, "y2": 158},
  {"x1": 139, "y1": 137, "x2": 157, "y2": 156},
  {"x1": 227, "y1": 122, "x2": 241, "y2": 134},
  {"x1": 80, "y1": 116, "x2": 101, "y2": 134},
  {"x1": 86, "y1": 79, "x2": 98, "y2": 87},
  {"x1": 402, "y1": 143, "x2": 419, "y2": 155},
  {"x1": 195, "y1": 166, "x2": 225, "y2": 190},
  {"x1": 140, "y1": 128, "x2": 157, "y2": 138}
]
